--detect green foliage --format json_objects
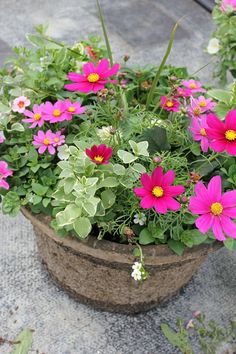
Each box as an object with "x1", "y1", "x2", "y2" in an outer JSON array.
[{"x1": 11, "y1": 328, "x2": 33, "y2": 354}]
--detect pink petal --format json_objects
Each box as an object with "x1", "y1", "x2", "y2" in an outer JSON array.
[
  {"x1": 206, "y1": 113, "x2": 225, "y2": 130},
  {"x1": 140, "y1": 195, "x2": 156, "y2": 209},
  {"x1": 151, "y1": 166, "x2": 163, "y2": 185},
  {"x1": 225, "y1": 142, "x2": 236, "y2": 156},
  {"x1": 221, "y1": 190, "x2": 236, "y2": 208},
  {"x1": 101, "y1": 63, "x2": 120, "y2": 78},
  {"x1": 38, "y1": 146, "x2": 47, "y2": 154},
  {"x1": 67, "y1": 72, "x2": 87, "y2": 82},
  {"x1": 165, "y1": 185, "x2": 184, "y2": 197},
  {"x1": 208, "y1": 176, "x2": 222, "y2": 201},
  {"x1": 220, "y1": 215, "x2": 236, "y2": 239},
  {"x1": 96, "y1": 58, "x2": 109, "y2": 74},
  {"x1": 153, "y1": 198, "x2": 167, "y2": 214},
  {"x1": 0, "y1": 179, "x2": 9, "y2": 190},
  {"x1": 189, "y1": 197, "x2": 210, "y2": 214},
  {"x1": 48, "y1": 146, "x2": 56, "y2": 155},
  {"x1": 212, "y1": 218, "x2": 226, "y2": 241},
  {"x1": 195, "y1": 214, "x2": 213, "y2": 233},
  {"x1": 223, "y1": 207, "x2": 236, "y2": 218},
  {"x1": 83, "y1": 62, "x2": 95, "y2": 75},
  {"x1": 225, "y1": 109, "x2": 236, "y2": 129},
  {"x1": 134, "y1": 187, "x2": 147, "y2": 198},
  {"x1": 93, "y1": 83, "x2": 106, "y2": 93},
  {"x1": 162, "y1": 170, "x2": 175, "y2": 186},
  {"x1": 210, "y1": 139, "x2": 226, "y2": 153},
  {"x1": 64, "y1": 83, "x2": 92, "y2": 93},
  {"x1": 140, "y1": 173, "x2": 153, "y2": 190},
  {"x1": 164, "y1": 197, "x2": 181, "y2": 211}
]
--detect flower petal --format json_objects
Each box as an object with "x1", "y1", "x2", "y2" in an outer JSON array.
[
  {"x1": 207, "y1": 176, "x2": 222, "y2": 201},
  {"x1": 140, "y1": 195, "x2": 156, "y2": 209},
  {"x1": 221, "y1": 190, "x2": 236, "y2": 208},
  {"x1": 195, "y1": 214, "x2": 213, "y2": 233},
  {"x1": 220, "y1": 215, "x2": 236, "y2": 239},
  {"x1": 212, "y1": 218, "x2": 226, "y2": 241}
]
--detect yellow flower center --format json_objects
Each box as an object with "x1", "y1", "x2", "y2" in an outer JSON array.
[
  {"x1": 34, "y1": 113, "x2": 41, "y2": 121},
  {"x1": 152, "y1": 186, "x2": 164, "y2": 198},
  {"x1": 18, "y1": 101, "x2": 25, "y2": 108},
  {"x1": 166, "y1": 101, "x2": 174, "y2": 108},
  {"x1": 68, "y1": 106, "x2": 76, "y2": 112},
  {"x1": 210, "y1": 202, "x2": 223, "y2": 216},
  {"x1": 194, "y1": 107, "x2": 201, "y2": 116},
  {"x1": 189, "y1": 83, "x2": 197, "y2": 89},
  {"x1": 200, "y1": 128, "x2": 207, "y2": 136},
  {"x1": 94, "y1": 155, "x2": 104, "y2": 162},
  {"x1": 225, "y1": 129, "x2": 236, "y2": 141},
  {"x1": 54, "y1": 137, "x2": 60, "y2": 143},
  {"x1": 199, "y1": 101, "x2": 207, "y2": 107},
  {"x1": 43, "y1": 138, "x2": 51, "y2": 145},
  {"x1": 53, "y1": 109, "x2": 61, "y2": 117},
  {"x1": 87, "y1": 73, "x2": 100, "y2": 83}
]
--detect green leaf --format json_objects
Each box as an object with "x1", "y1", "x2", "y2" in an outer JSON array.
[
  {"x1": 224, "y1": 238, "x2": 236, "y2": 251},
  {"x1": 214, "y1": 103, "x2": 230, "y2": 120},
  {"x1": 207, "y1": 89, "x2": 231, "y2": 104},
  {"x1": 82, "y1": 196, "x2": 100, "y2": 216},
  {"x1": 2, "y1": 191, "x2": 20, "y2": 216},
  {"x1": 141, "y1": 126, "x2": 170, "y2": 154},
  {"x1": 55, "y1": 48, "x2": 67, "y2": 65},
  {"x1": 25, "y1": 33, "x2": 45, "y2": 47},
  {"x1": 42, "y1": 198, "x2": 50, "y2": 208},
  {"x1": 190, "y1": 143, "x2": 201, "y2": 156},
  {"x1": 73, "y1": 217, "x2": 92, "y2": 238},
  {"x1": 113, "y1": 164, "x2": 126, "y2": 175},
  {"x1": 129, "y1": 140, "x2": 149, "y2": 156},
  {"x1": 11, "y1": 123, "x2": 25, "y2": 132},
  {"x1": 32, "y1": 183, "x2": 49, "y2": 196},
  {"x1": 132, "y1": 163, "x2": 146, "y2": 174},
  {"x1": 11, "y1": 328, "x2": 33, "y2": 354},
  {"x1": 64, "y1": 177, "x2": 76, "y2": 195},
  {"x1": 183, "y1": 213, "x2": 196, "y2": 225},
  {"x1": 161, "y1": 324, "x2": 193, "y2": 354},
  {"x1": 133, "y1": 247, "x2": 141, "y2": 257},
  {"x1": 101, "y1": 190, "x2": 116, "y2": 208},
  {"x1": 192, "y1": 229, "x2": 208, "y2": 245},
  {"x1": 180, "y1": 230, "x2": 194, "y2": 247},
  {"x1": 168, "y1": 240, "x2": 185, "y2": 256},
  {"x1": 117, "y1": 150, "x2": 138, "y2": 164},
  {"x1": 139, "y1": 228, "x2": 155, "y2": 245},
  {"x1": 0, "y1": 102, "x2": 11, "y2": 113},
  {"x1": 56, "y1": 204, "x2": 81, "y2": 227},
  {"x1": 98, "y1": 177, "x2": 119, "y2": 188}
]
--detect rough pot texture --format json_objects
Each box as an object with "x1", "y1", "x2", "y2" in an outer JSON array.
[{"x1": 21, "y1": 207, "x2": 220, "y2": 314}]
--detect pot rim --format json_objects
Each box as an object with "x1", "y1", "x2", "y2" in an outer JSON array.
[{"x1": 21, "y1": 207, "x2": 221, "y2": 267}]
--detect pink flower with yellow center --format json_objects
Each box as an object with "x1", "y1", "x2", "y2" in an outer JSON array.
[
  {"x1": 190, "y1": 117, "x2": 210, "y2": 153},
  {"x1": 220, "y1": 0, "x2": 236, "y2": 12},
  {"x1": 182, "y1": 79, "x2": 206, "y2": 94},
  {"x1": 32, "y1": 130, "x2": 56, "y2": 155},
  {"x1": 160, "y1": 96, "x2": 180, "y2": 112},
  {"x1": 22, "y1": 103, "x2": 45, "y2": 128},
  {"x1": 42, "y1": 100, "x2": 70, "y2": 123},
  {"x1": 52, "y1": 131, "x2": 65, "y2": 147},
  {"x1": 189, "y1": 176, "x2": 236, "y2": 241},
  {"x1": 64, "y1": 58, "x2": 120, "y2": 94},
  {"x1": 64, "y1": 99, "x2": 86, "y2": 119},
  {"x1": 0, "y1": 161, "x2": 13, "y2": 190},
  {"x1": 176, "y1": 87, "x2": 192, "y2": 98},
  {"x1": 187, "y1": 96, "x2": 215, "y2": 119},
  {"x1": 12, "y1": 96, "x2": 30, "y2": 113},
  {"x1": 85, "y1": 144, "x2": 113, "y2": 165},
  {"x1": 134, "y1": 166, "x2": 185, "y2": 214},
  {"x1": 206, "y1": 110, "x2": 236, "y2": 156}
]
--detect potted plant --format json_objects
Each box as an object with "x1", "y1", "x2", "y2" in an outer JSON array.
[
  {"x1": 0, "y1": 4, "x2": 235, "y2": 314},
  {"x1": 207, "y1": 0, "x2": 236, "y2": 83}
]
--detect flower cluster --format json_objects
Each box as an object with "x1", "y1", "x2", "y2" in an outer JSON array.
[
  {"x1": 0, "y1": 161, "x2": 13, "y2": 190},
  {"x1": 131, "y1": 262, "x2": 148, "y2": 281},
  {"x1": 32, "y1": 130, "x2": 65, "y2": 155}
]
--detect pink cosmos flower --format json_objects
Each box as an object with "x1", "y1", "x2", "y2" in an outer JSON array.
[
  {"x1": 22, "y1": 104, "x2": 45, "y2": 128},
  {"x1": 190, "y1": 117, "x2": 210, "y2": 153},
  {"x1": 134, "y1": 166, "x2": 185, "y2": 214},
  {"x1": 42, "y1": 100, "x2": 70, "y2": 123},
  {"x1": 206, "y1": 110, "x2": 236, "y2": 155},
  {"x1": 85, "y1": 144, "x2": 113, "y2": 165},
  {"x1": 0, "y1": 161, "x2": 13, "y2": 190},
  {"x1": 176, "y1": 87, "x2": 192, "y2": 98},
  {"x1": 189, "y1": 176, "x2": 236, "y2": 241},
  {"x1": 64, "y1": 99, "x2": 86, "y2": 119},
  {"x1": 0, "y1": 135, "x2": 5, "y2": 144},
  {"x1": 32, "y1": 130, "x2": 56, "y2": 155},
  {"x1": 64, "y1": 58, "x2": 120, "y2": 94},
  {"x1": 187, "y1": 96, "x2": 216, "y2": 118},
  {"x1": 220, "y1": 0, "x2": 236, "y2": 12},
  {"x1": 12, "y1": 96, "x2": 30, "y2": 113},
  {"x1": 160, "y1": 96, "x2": 180, "y2": 112},
  {"x1": 182, "y1": 80, "x2": 206, "y2": 94},
  {"x1": 52, "y1": 131, "x2": 65, "y2": 147}
]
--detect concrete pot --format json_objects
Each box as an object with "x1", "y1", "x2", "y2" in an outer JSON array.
[{"x1": 21, "y1": 207, "x2": 220, "y2": 314}]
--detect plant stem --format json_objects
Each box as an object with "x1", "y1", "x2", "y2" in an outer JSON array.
[{"x1": 96, "y1": 0, "x2": 113, "y2": 65}]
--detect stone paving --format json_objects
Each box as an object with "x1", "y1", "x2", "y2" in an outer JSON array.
[{"x1": 0, "y1": 1, "x2": 235, "y2": 354}]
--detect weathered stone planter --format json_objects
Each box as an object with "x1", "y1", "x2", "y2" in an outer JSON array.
[{"x1": 21, "y1": 207, "x2": 220, "y2": 314}]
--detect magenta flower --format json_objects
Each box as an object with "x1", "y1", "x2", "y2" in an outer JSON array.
[
  {"x1": 64, "y1": 58, "x2": 120, "y2": 94},
  {"x1": 134, "y1": 166, "x2": 185, "y2": 214},
  {"x1": 32, "y1": 130, "x2": 56, "y2": 155},
  {"x1": 22, "y1": 104, "x2": 45, "y2": 128},
  {"x1": 52, "y1": 131, "x2": 65, "y2": 147},
  {"x1": 85, "y1": 144, "x2": 113, "y2": 165},
  {"x1": 160, "y1": 96, "x2": 180, "y2": 112},
  {"x1": 220, "y1": 0, "x2": 236, "y2": 11},
  {"x1": 64, "y1": 99, "x2": 86, "y2": 119},
  {"x1": 206, "y1": 110, "x2": 236, "y2": 156},
  {"x1": 0, "y1": 161, "x2": 13, "y2": 190},
  {"x1": 12, "y1": 96, "x2": 30, "y2": 113},
  {"x1": 187, "y1": 96, "x2": 216, "y2": 118},
  {"x1": 176, "y1": 87, "x2": 192, "y2": 98},
  {"x1": 0, "y1": 135, "x2": 5, "y2": 144},
  {"x1": 190, "y1": 117, "x2": 210, "y2": 153},
  {"x1": 42, "y1": 100, "x2": 70, "y2": 123},
  {"x1": 189, "y1": 176, "x2": 236, "y2": 241},
  {"x1": 182, "y1": 80, "x2": 206, "y2": 94}
]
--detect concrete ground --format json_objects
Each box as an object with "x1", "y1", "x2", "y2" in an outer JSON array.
[{"x1": 0, "y1": 1, "x2": 235, "y2": 353}]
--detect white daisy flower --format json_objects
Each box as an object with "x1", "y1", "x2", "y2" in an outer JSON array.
[
  {"x1": 207, "y1": 38, "x2": 220, "y2": 55},
  {"x1": 133, "y1": 213, "x2": 147, "y2": 226}
]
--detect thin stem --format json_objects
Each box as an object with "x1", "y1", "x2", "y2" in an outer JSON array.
[{"x1": 96, "y1": 0, "x2": 113, "y2": 65}]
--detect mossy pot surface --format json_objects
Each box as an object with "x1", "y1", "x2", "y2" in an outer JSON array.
[{"x1": 21, "y1": 207, "x2": 220, "y2": 314}]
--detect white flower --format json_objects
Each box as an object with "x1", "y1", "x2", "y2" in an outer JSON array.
[
  {"x1": 207, "y1": 38, "x2": 220, "y2": 55},
  {"x1": 132, "y1": 261, "x2": 142, "y2": 271},
  {"x1": 133, "y1": 213, "x2": 147, "y2": 226},
  {"x1": 96, "y1": 126, "x2": 113, "y2": 140},
  {"x1": 57, "y1": 144, "x2": 70, "y2": 160},
  {"x1": 131, "y1": 269, "x2": 142, "y2": 281},
  {"x1": 12, "y1": 96, "x2": 30, "y2": 113}
]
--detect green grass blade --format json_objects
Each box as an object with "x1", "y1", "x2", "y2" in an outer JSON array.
[
  {"x1": 96, "y1": 0, "x2": 113, "y2": 65},
  {"x1": 11, "y1": 328, "x2": 33, "y2": 354},
  {"x1": 146, "y1": 20, "x2": 180, "y2": 111}
]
